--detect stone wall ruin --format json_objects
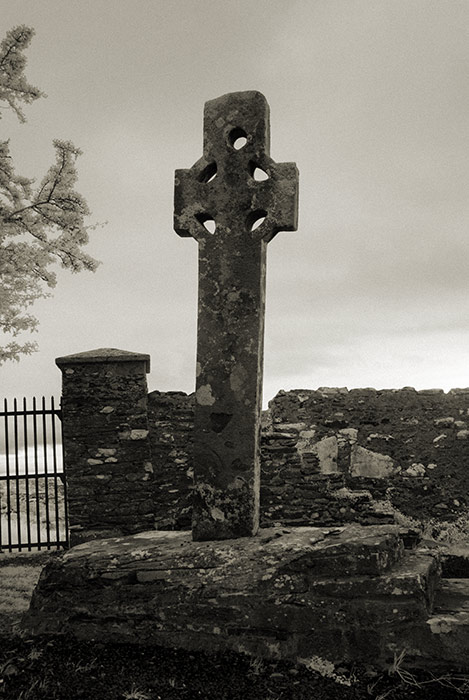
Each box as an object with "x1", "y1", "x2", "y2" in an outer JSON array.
[
  {"x1": 149, "y1": 386, "x2": 469, "y2": 533},
  {"x1": 55, "y1": 349, "x2": 469, "y2": 542}
]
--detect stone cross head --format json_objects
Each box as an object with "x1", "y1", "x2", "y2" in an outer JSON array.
[{"x1": 174, "y1": 90, "x2": 298, "y2": 244}]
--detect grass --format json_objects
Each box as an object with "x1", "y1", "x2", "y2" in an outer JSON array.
[
  {"x1": 0, "y1": 553, "x2": 51, "y2": 636},
  {"x1": 0, "y1": 551, "x2": 468, "y2": 699}
]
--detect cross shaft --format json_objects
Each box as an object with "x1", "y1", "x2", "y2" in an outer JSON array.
[{"x1": 174, "y1": 91, "x2": 298, "y2": 541}]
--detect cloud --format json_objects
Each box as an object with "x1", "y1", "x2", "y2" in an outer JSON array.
[{"x1": 2, "y1": 0, "x2": 469, "y2": 405}]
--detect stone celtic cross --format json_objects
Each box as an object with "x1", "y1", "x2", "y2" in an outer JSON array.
[{"x1": 174, "y1": 91, "x2": 298, "y2": 541}]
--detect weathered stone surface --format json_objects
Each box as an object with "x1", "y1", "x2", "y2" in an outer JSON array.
[
  {"x1": 174, "y1": 91, "x2": 298, "y2": 540},
  {"x1": 350, "y1": 445, "x2": 395, "y2": 478},
  {"x1": 440, "y1": 545, "x2": 469, "y2": 578},
  {"x1": 311, "y1": 436, "x2": 338, "y2": 473},
  {"x1": 307, "y1": 550, "x2": 439, "y2": 609},
  {"x1": 24, "y1": 524, "x2": 447, "y2": 668},
  {"x1": 146, "y1": 392, "x2": 396, "y2": 531}
]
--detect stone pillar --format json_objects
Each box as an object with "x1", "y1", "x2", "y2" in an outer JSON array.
[{"x1": 56, "y1": 348, "x2": 153, "y2": 545}]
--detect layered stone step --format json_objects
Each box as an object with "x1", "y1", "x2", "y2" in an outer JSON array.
[
  {"x1": 384, "y1": 546, "x2": 469, "y2": 670},
  {"x1": 440, "y1": 545, "x2": 469, "y2": 578},
  {"x1": 305, "y1": 549, "x2": 439, "y2": 610},
  {"x1": 395, "y1": 577, "x2": 469, "y2": 670},
  {"x1": 433, "y1": 578, "x2": 469, "y2": 613},
  {"x1": 25, "y1": 523, "x2": 469, "y2": 670}
]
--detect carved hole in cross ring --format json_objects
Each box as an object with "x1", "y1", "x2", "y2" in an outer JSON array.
[
  {"x1": 248, "y1": 161, "x2": 270, "y2": 181},
  {"x1": 228, "y1": 127, "x2": 248, "y2": 150},
  {"x1": 195, "y1": 213, "x2": 216, "y2": 234},
  {"x1": 198, "y1": 162, "x2": 217, "y2": 183},
  {"x1": 247, "y1": 209, "x2": 267, "y2": 233}
]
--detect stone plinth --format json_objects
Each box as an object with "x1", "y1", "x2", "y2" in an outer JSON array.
[
  {"x1": 24, "y1": 524, "x2": 457, "y2": 669},
  {"x1": 56, "y1": 348, "x2": 153, "y2": 545}
]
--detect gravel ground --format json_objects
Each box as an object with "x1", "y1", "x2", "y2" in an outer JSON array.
[{"x1": 2, "y1": 635, "x2": 469, "y2": 700}]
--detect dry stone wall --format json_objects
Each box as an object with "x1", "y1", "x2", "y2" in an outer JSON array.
[
  {"x1": 59, "y1": 363, "x2": 469, "y2": 542},
  {"x1": 147, "y1": 391, "x2": 194, "y2": 530},
  {"x1": 269, "y1": 387, "x2": 469, "y2": 524},
  {"x1": 147, "y1": 387, "x2": 469, "y2": 531}
]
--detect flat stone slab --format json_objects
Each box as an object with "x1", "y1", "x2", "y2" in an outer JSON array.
[
  {"x1": 23, "y1": 524, "x2": 445, "y2": 667},
  {"x1": 56, "y1": 348, "x2": 151, "y2": 372}
]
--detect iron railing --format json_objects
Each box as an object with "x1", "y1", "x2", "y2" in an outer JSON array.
[{"x1": 0, "y1": 397, "x2": 69, "y2": 552}]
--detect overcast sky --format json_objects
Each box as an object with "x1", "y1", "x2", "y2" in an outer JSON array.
[{"x1": 1, "y1": 0, "x2": 469, "y2": 406}]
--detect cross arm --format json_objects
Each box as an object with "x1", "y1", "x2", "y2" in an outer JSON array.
[
  {"x1": 174, "y1": 157, "x2": 218, "y2": 243},
  {"x1": 249, "y1": 157, "x2": 299, "y2": 243}
]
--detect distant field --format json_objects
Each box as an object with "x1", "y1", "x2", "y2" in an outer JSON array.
[
  {"x1": 0, "y1": 444, "x2": 63, "y2": 474},
  {"x1": 0, "y1": 480, "x2": 66, "y2": 549}
]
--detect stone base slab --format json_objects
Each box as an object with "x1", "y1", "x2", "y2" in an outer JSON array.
[{"x1": 23, "y1": 524, "x2": 450, "y2": 668}]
